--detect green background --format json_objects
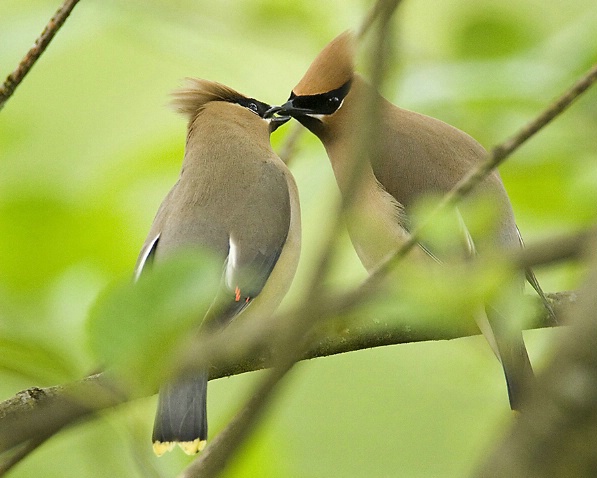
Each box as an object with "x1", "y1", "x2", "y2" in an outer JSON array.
[{"x1": 1, "y1": 0, "x2": 596, "y2": 476}]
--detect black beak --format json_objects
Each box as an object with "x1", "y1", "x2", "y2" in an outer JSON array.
[
  {"x1": 268, "y1": 114, "x2": 291, "y2": 133},
  {"x1": 265, "y1": 99, "x2": 315, "y2": 119}
]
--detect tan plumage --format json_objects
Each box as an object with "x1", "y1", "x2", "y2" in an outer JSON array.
[
  {"x1": 271, "y1": 30, "x2": 537, "y2": 409},
  {"x1": 293, "y1": 31, "x2": 356, "y2": 97},
  {"x1": 136, "y1": 79, "x2": 300, "y2": 455}
]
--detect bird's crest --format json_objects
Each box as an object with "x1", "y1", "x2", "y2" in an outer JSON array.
[
  {"x1": 171, "y1": 78, "x2": 247, "y2": 120},
  {"x1": 293, "y1": 31, "x2": 356, "y2": 96}
]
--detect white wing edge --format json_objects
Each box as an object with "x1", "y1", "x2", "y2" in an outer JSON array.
[{"x1": 134, "y1": 233, "x2": 160, "y2": 281}]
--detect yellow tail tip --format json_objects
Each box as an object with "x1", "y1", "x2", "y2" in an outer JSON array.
[
  {"x1": 153, "y1": 439, "x2": 207, "y2": 457},
  {"x1": 153, "y1": 441, "x2": 175, "y2": 457},
  {"x1": 179, "y1": 439, "x2": 207, "y2": 455}
]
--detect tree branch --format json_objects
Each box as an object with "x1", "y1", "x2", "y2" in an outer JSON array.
[
  {"x1": 0, "y1": 288, "x2": 573, "y2": 476},
  {"x1": 0, "y1": 0, "x2": 82, "y2": 111},
  {"x1": 0, "y1": 289, "x2": 573, "y2": 459},
  {"x1": 0, "y1": 223, "x2": 586, "y2": 459}
]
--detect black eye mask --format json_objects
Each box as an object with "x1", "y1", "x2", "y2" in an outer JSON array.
[
  {"x1": 234, "y1": 97, "x2": 272, "y2": 118},
  {"x1": 288, "y1": 79, "x2": 352, "y2": 115}
]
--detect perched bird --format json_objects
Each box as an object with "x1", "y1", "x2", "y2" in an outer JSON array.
[
  {"x1": 268, "y1": 31, "x2": 548, "y2": 410},
  {"x1": 134, "y1": 79, "x2": 301, "y2": 455}
]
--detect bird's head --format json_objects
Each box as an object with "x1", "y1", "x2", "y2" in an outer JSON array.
[
  {"x1": 266, "y1": 31, "x2": 356, "y2": 123},
  {"x1": 172, "y1": 78, "x2": 290, "y2": 133}
]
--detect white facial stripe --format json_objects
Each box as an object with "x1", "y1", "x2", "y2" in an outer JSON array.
[{"x1": 305, "y1": 98, "x2": 345, "y2": 119}]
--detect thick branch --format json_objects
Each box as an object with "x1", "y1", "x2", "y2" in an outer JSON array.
[
  {"x1": 0, "y1": 291, "x2": 573, "y2": 457},
  {"x1": 0, "y1": 0, "x2": 81, "y2": 111}
]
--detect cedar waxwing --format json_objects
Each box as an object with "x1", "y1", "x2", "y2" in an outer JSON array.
[
  {"x1": 268, "y1": 31, "x2": 542, "y2": 410},
  {"x1": 134, "y1": 79, "x2": 301, "y2": 456}
]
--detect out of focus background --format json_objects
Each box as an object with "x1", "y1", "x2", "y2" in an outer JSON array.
[{"x1": 1, "y1": 0, "x2": 596, "y2": 476}]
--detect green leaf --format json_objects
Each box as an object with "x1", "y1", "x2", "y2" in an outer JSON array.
[
  {"x1": 87, "y1": 250, "x2": 222, "y2": 394},
  {"x1": 0, "y1": 336, "x2": 77, "y2": 384}
]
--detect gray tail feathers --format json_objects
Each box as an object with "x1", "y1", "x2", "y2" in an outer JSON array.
[
  {"x1": 152, "y1": 372, "x2": 208, "y2": 447},
  {"x1": 486, "y1": 305, "x2": 534, "y2": 410}
]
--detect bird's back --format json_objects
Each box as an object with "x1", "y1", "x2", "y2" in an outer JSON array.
[{"x1": 372, "y1": 100, "x2": 519, "y2": 251}]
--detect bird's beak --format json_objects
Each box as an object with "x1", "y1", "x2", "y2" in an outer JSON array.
[
  {"x1": 265, "y1": 100, "x2": 315, "y2": 118},
  {"x1": 268, "y1": 114, "x2": 291, "y2": 133}
]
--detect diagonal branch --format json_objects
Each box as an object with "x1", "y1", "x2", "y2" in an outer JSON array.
[
  {"x1": 0, "y1": 0, "x2": 82, "y2": 111},
  {"x1": 360, "y1": 61, "x2": 597, "y2": 298}
]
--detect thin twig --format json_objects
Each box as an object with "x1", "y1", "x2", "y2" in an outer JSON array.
[
  {"x1": 177, "y1": 363, "x2": 291, "y2": 478},
  {"x1": 0, "y1": 0, "x2": 82, "y2": 111},
  {"x1": 357, "y1": 0, "x2": 402, "y2": 39}
]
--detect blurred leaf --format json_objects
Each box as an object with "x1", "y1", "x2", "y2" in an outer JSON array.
[
  {"x1": 363, "y1": 259, "x2": 513, "y2": 331},
  {"x1": 566, "y1": 158, "x2": 597, "y2": 224},
  {"x1": 0, "y1": 194, "x2": 135, "y2": 293},
  {"x1": 87, "y1": 250, "x2": 221, "y2": 394},
  {"x1": 409, "y1": 193, "x2": 504, "y2": 258},
  {"x1": 455, "y1": 10, "x2": 538, "y2": 58},
  {"x1": 0, "y1": 335, "x2": 76, "y2": 383}
]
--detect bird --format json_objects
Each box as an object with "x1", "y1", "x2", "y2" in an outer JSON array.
[
  {"x1": 134, "y1": 78, "x2": 301, "y2": 456},
  {"x1": 267, "y1": 30, "x2": 552, "y2": 410}
]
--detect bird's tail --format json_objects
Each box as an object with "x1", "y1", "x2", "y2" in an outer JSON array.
[
  {"x1": 152, "y1": 372, "x2": 208, "y2": 456},
  {"x1": 479, "y1": 305, "x2": 534, "y2": 410}
]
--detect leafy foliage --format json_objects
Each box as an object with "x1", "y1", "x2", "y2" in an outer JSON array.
[{"x1": 0, "y1": 0, "x2": 596, "y2": 476}]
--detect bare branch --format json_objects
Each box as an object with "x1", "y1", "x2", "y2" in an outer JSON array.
[
  {"x1": 0, "y1": 375, "x2": 126, "y2": 455},
  {"x1": 177, "y1": 364, "x2": 291, "y2": 478},
  {"x1": 0, "y1": 289, "x2": 577, "y2": 458},
  {"x1": 0, "y1": 0, "x2": 82, "y2": 111},
  {"x1": 508, "y1": 227, "x2": 597, "y2": 271},
  {"x1": 445, "y1": 62, "x2": 597, "y2": 205},
  {"x1": 357, "y1": 0, "x2": 403, "y2": 39}
]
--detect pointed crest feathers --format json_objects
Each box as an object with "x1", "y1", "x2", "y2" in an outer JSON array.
[
  {"x1": 293, "y1": 30, "x2": 356, "y2": 96},
  {"x1": 171, "y1": 78, "x2": 247, "y2": 120}
]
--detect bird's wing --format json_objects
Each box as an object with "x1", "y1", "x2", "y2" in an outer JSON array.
[{"x1": 204, "y1": 162, "x2": 292, "y2": 327}]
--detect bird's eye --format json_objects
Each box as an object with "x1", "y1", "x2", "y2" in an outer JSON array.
[
  {"x1": 328, "y1": 96, "x2": 340, "y2": 106},
  {"x1": 248, "y1": 102, "x2": 259, "y2": 113}
]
